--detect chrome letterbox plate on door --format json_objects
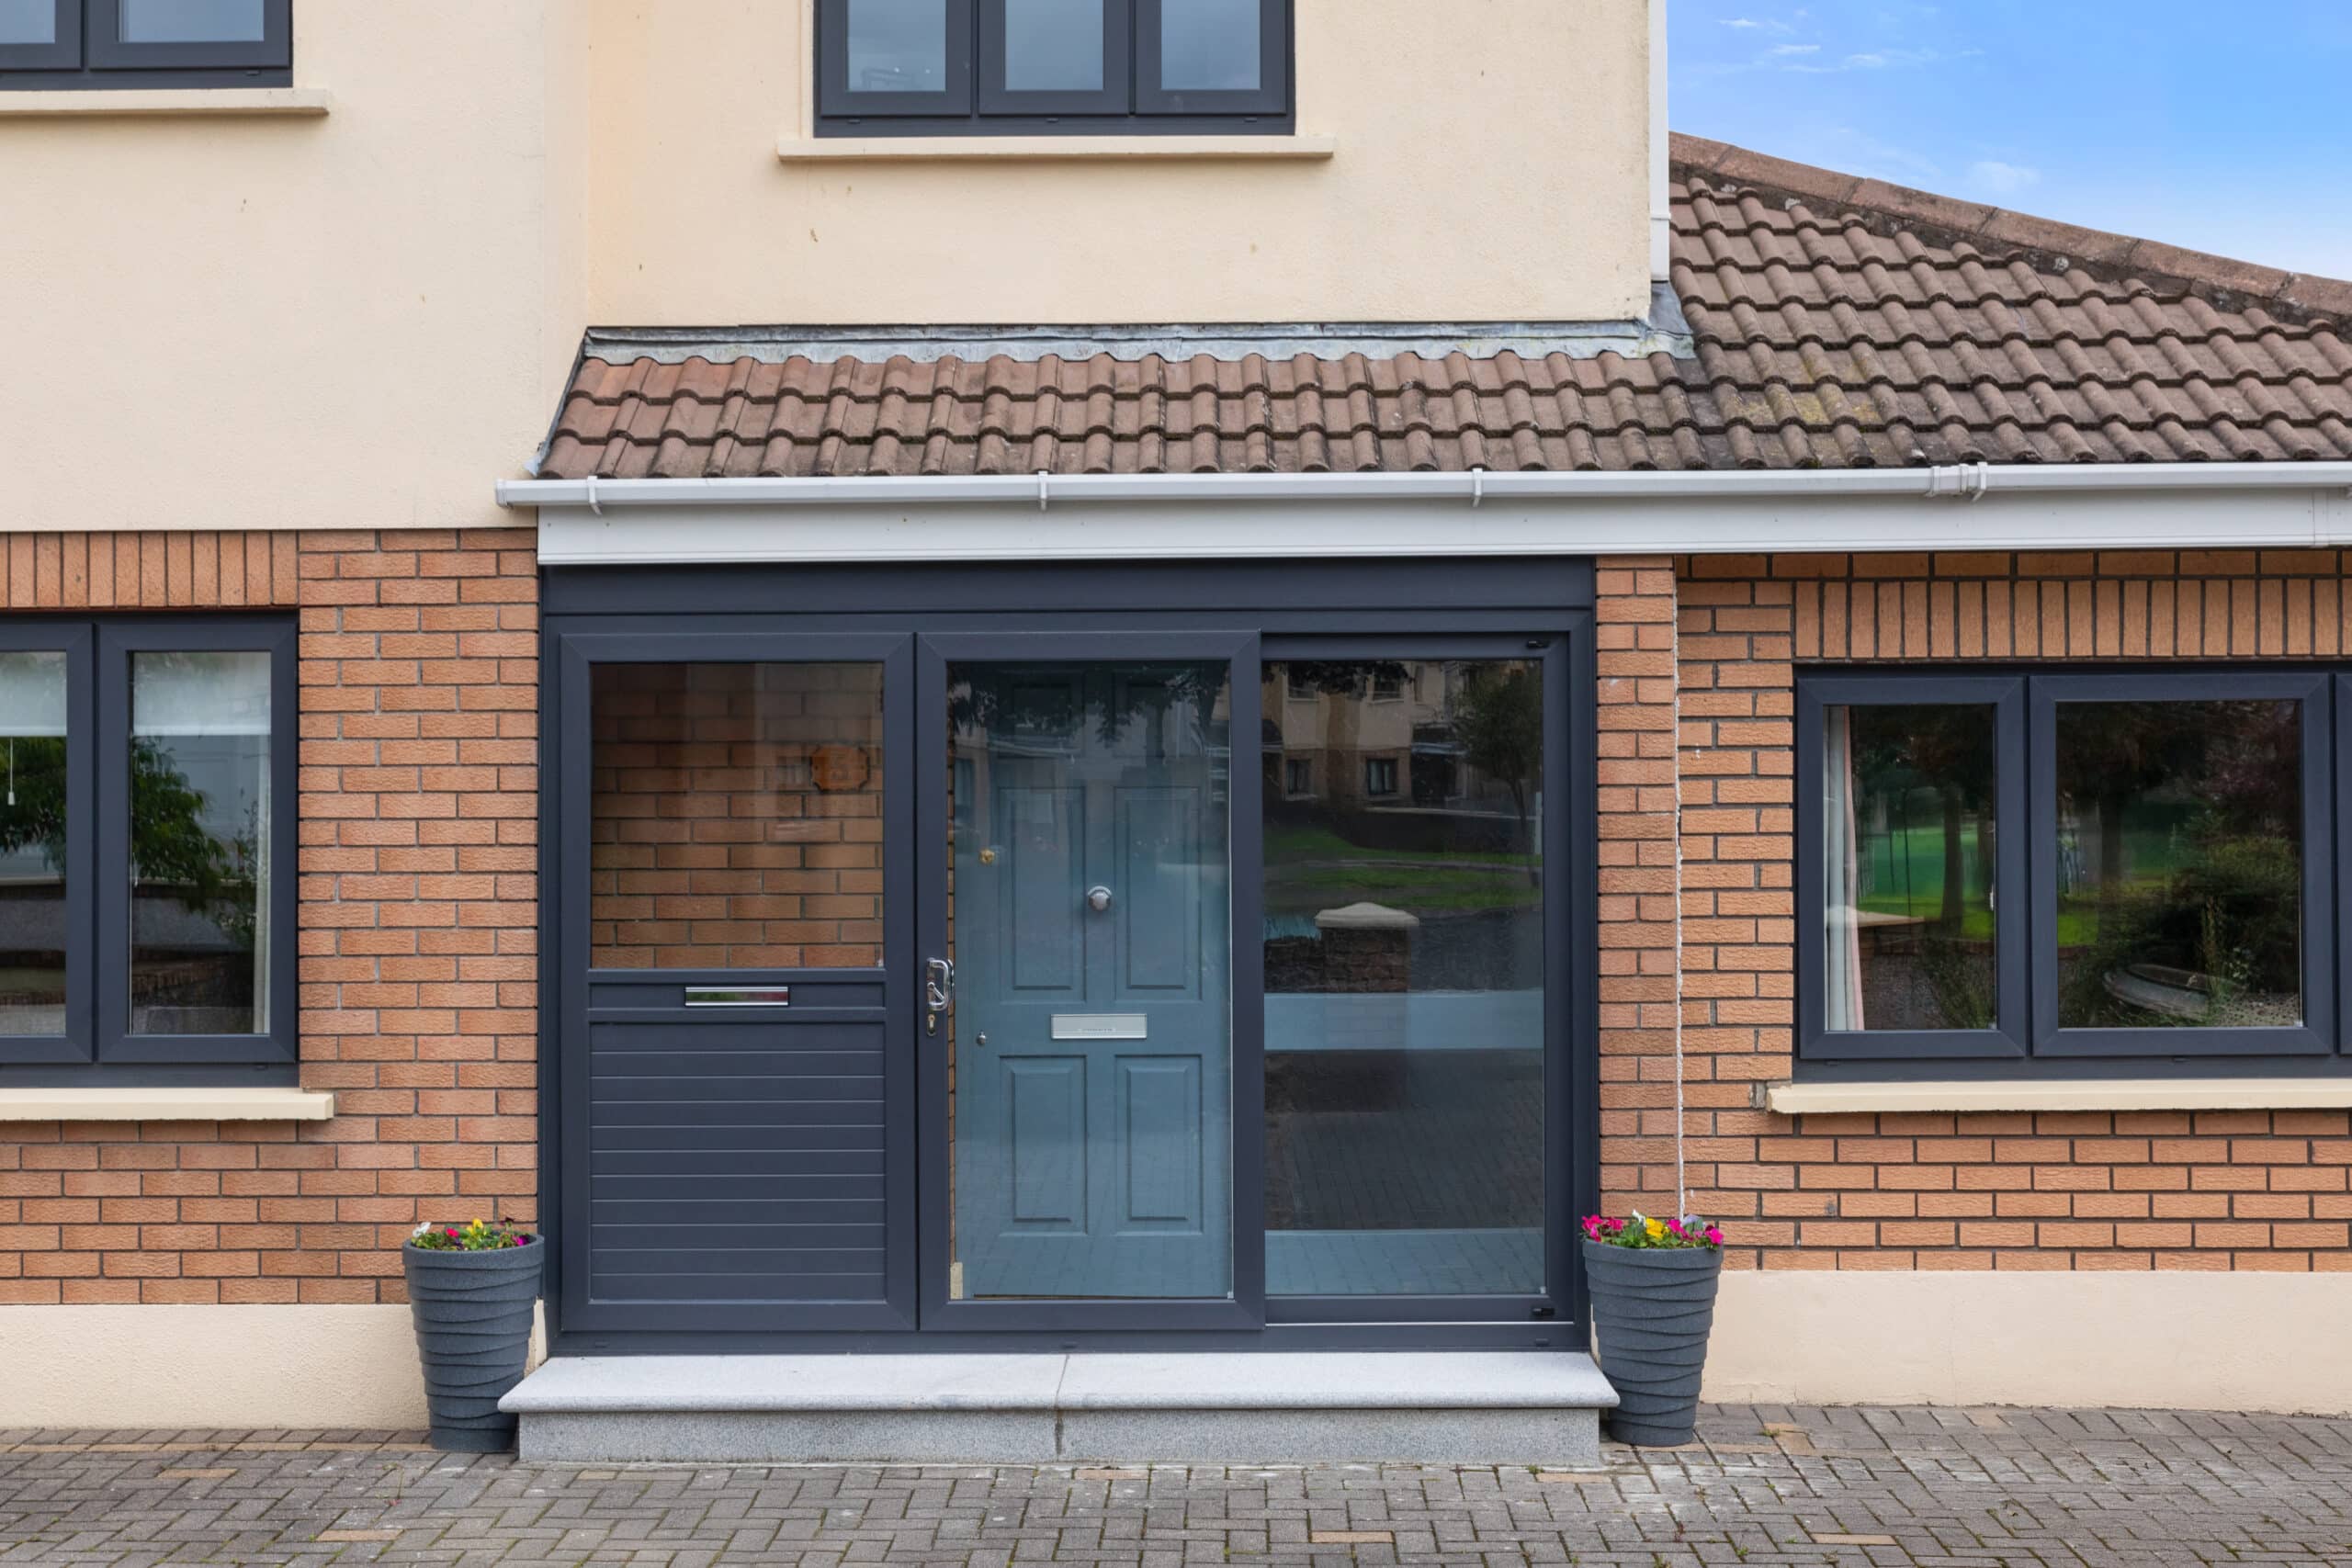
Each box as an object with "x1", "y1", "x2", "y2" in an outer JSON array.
[
  {"x1": 1051, "y1": 1013, "x2": 1148, "y2": 1040},
  {"x1": 684, "y1": 987, "x2": 793, "y2": 1008}
]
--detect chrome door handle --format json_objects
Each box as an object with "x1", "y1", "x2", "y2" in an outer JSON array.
[
  {"x1": 1086, "y1": 886, "x2": 1114, "y2": 912},
  {"x1": 925, "y1": 956, "x2": 956, "y2": 1011}
]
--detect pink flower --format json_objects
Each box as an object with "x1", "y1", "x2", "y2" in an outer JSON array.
[{"x1": 1704, "y1": 1225, "x2": 1724, "y2": 1246}]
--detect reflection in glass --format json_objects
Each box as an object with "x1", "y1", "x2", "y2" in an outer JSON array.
[
  {"x1": 0, "y1": 653, "x2": 68, "y2": 1036},
  {"x1": 846, "y1": 0, "x2": 947, "y2": 92},
  {"x1": 950, "y1": 663, "x2": 1235, "y2": 1301},
  {"x1": 589, "y1": 663, "x2": 887, "y2": 970},
  {"x1": 119, "y1": 0, "x2": 265, "y2": 42},
  {"x1": 1823, "y1": 705, "x2": 1997, "y2": 1032},
  {"x1": 0, "y1": 0, "x2": 56, "y2": 45},
  {"x1": 1160, "y1": 0, "x2": 1261, "y2": 91},
  {"x1": 130, "y1": 651, "x2": 269, "y2": 1035},
  {"x1": 2055, "y1": 699, "x2": 2302, "y2": 1030},
  {"x1": 1004, "y1": 0, "x2": 1102, "y2": 91},
  {"x1": 1262, "y1": 660, "x2": 1544, "y2": 1296}
]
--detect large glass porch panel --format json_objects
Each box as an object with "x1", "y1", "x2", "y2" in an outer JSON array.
[{"x1": 1261, "y1": 658, "x2": 1546, "y2": 1297}]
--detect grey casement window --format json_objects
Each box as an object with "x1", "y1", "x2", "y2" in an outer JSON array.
[
  {"x1": 0, "y1": 0, "x2": 289, "y2": 87},
  {"x1": 0, "y1": 617, "x2": 297, "y2": 1086},
  {"x1": 816, "y1": 0, "x2": 1292, "y2": 136},
  {"x1": 1797, "y1": 668, "x2": 2342, "y2": 1078}
]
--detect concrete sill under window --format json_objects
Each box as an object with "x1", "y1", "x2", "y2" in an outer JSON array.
[
  {"x1": 1767, "y1": 1079, "x2": 2352, "y2": 1116},
  {"x1": 777, "y1": 132, "x2": 1336, "y2": 164},
  {"x1": 0, "y1": 87, "x2": 331, "y2": 119},
  {"x1": 0, "y1": 1087, "x2": 334, "y2": 1122}
]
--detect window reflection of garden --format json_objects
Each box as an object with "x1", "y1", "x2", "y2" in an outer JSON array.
[
  {"x1": 2055, "y1": 700, "x2": 2301, "y2": 1030},
  {"x1": 0, "y1": 732, "x2": 70, "y2": 1033},
  {"x1": 1831, "y1": 705, "x2": 1998, "y2": 1032}
]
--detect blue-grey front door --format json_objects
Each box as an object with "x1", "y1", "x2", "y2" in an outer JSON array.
[{"x1": 949, "y1": 661, "x2": 1234, "y2": 1301}]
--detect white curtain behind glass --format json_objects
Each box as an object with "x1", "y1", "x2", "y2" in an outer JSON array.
[{"x1": 1824, "y1": 707, "x2": 1864, "y2": 1031}]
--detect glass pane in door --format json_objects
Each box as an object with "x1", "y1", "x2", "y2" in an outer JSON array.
[
  {"x1": 589, "y1": 662, "x2": 886, "y2": 969},
  {"x1": 949, "y1": 661, "x2": 1234, "y2": 1300},
  {"x1": 1261, "y1": 659, "x2": 1545, "y2": 1295}
]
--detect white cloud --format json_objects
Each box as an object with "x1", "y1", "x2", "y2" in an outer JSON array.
[
  {"x1": 1766, "y1": 43, "x2": 1821, "y2": 56},
  {"x1": 1966, "y1": 160, "x2": 2043, "y2": 197}
]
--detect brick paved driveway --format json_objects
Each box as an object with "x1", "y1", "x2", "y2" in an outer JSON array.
[{"x1": 5, "y1": 1404, "x2": 2349, "y2": 1566}]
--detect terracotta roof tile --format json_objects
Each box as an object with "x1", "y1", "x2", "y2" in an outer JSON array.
[{"x1": 537, "y1": 136, "x2": 2351, "y2": 479}]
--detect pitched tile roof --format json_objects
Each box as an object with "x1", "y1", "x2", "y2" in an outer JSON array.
[{"x1": 537, "y1": 136, "x2": 2352, "y2": 479}]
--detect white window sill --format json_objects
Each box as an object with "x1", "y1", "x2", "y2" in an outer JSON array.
[
  {"x1": 0, "y1": 1087, "x2": 334, "y2": 1122},
  {"x1": 1768, "y1": 1078, "x2": 2352, "y2": 1116},
  {"x1": 777, "y1": 132, "x2": 1334, "y2": 164},
  {"x1": 0, "y1": 87, "x2": 331, "y2": 119}
]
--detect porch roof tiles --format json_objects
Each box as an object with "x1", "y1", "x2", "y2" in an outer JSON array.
[{"x1": 536, "y1": 135, "x2": 2352, "y2": 480}]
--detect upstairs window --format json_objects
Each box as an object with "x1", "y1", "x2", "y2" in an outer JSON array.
[
  {"x1": 0, "y1": 0, "x2": 290, "y2": 87},
  {"x1": 816, "y1": 0, "x2": 1292, "y2": 135}
]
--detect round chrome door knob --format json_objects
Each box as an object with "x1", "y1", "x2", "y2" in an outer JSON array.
[{"x1": 1086, "y1": 886, "x2": 1114, "y2": 912}]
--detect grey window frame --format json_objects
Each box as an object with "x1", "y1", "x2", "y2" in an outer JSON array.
[
  {"x1": 977, "y1": 0, "x2": 1129, "y2": 117},
  {"x1": 0, "y1": 615, "x2": 297, "y2": 1086},
  {"x1": 0, "y1": 625, "x2": 95, "y2": 1067},
  {"x1": 0, "y1": 0, "x2": 80, "y2": 70},
  {"x1": 1797, "y1": 665, "x2": 2345, "y2": 1080},
  {"x1": 0, "y1": 0, "x2": 290, "y2": 87},
  {"x1": 1134, "y1": 0, "x2": 1289, "y2": 117},
  {"x1": 814, "y1": 0, "x2": 975, "y2": 121},
  {"x1": 2030, "y1": 671, "x2": 2335, "y2": 1061},
  {"x1": 815, "y1": 0, "x2": 1293, "y2": 137},
  {"x1": 1796, "y1": 672, "x2": 2030, "y2": 1063}
]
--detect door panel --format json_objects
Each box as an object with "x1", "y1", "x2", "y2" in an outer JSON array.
[
  {"x1": 557, "y1": 638, "x2": 917, "y2": 1336},
  {"x1": 950, "y1": 660, "x2": 1235, "y2": 1302}
]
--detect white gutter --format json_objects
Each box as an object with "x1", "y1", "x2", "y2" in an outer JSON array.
[
  {"x1": 503, "y1": 463, "x2": 2352, "y2": 509},
  {"x1": 502, "y1": 463, "x2": 2352, "y2": 565}
]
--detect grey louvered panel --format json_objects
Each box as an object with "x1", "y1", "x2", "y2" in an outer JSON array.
[{"x1": 587, "y1": 1015, "x2": 890, "y2": 1308}]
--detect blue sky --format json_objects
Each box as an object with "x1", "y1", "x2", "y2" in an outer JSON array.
[{"x1": 1670, "y1": 1, "x2": 2352, "y2": 279}]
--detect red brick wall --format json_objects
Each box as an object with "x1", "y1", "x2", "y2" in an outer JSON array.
[
  {"x1": 0, "y1": 528, "x2": 539, "y2": 1304},
  {"x1": 1595, "y1": 559, "x2": 1686, "y2": 1217},
  {"x1": 1654, "y1": 549, "x2": 2352, "y2": 1275}
]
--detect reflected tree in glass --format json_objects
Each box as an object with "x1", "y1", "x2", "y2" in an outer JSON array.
[
  {"x1": 130, "y1": 651, "x2": 269, "y2": 1035},
  {"x1": 1260, "y1": 659, "x2": 1545, "y2": 1297},
  {"x1": 0, "y1": 651, "x2": 69, "y2": 1035},
  {"x1": 2054, "y1": 700, "x2": 2301, "y2": 1029},
  {"x1": 1826, "y1": 705, "x2": 1997, "y2": 1032}
]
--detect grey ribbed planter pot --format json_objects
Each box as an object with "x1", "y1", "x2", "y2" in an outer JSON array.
[
  {"x1": 402, "y1": 1240, "x2": 542, "y2": 1452},
  {"x1": 1582, "y1": 1240, "x2": 1722, "y2": 1448}
]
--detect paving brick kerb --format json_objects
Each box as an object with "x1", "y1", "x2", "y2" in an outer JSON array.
[{"x1": 4, "y1": 1404, "x2": 2348, "y2": 1566}]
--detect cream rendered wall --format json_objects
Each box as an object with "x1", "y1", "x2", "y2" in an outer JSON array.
[
  {"x1": 0, "y1": 1, "x2": 590, "y2": 534},
  {"x1": 585, "y1": 0, "x2": 1656, "y2": 325}
]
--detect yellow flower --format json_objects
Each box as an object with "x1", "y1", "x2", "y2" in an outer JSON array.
[{"x1": 1645, "y1": 1218, "x2": 1666, "y2": 1241}]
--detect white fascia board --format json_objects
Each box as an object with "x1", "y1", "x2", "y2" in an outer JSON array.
[{"x1": 533, "y1": 480, "x2": 2352, "y2": 567}]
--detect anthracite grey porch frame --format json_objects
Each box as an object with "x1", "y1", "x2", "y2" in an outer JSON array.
[
  {"x1": 539, "y1": 558, "x2": 1597, "y2": 1355},
  {"x1": 549, "y1": 631, "x2": 922, "y2": 1339}
]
